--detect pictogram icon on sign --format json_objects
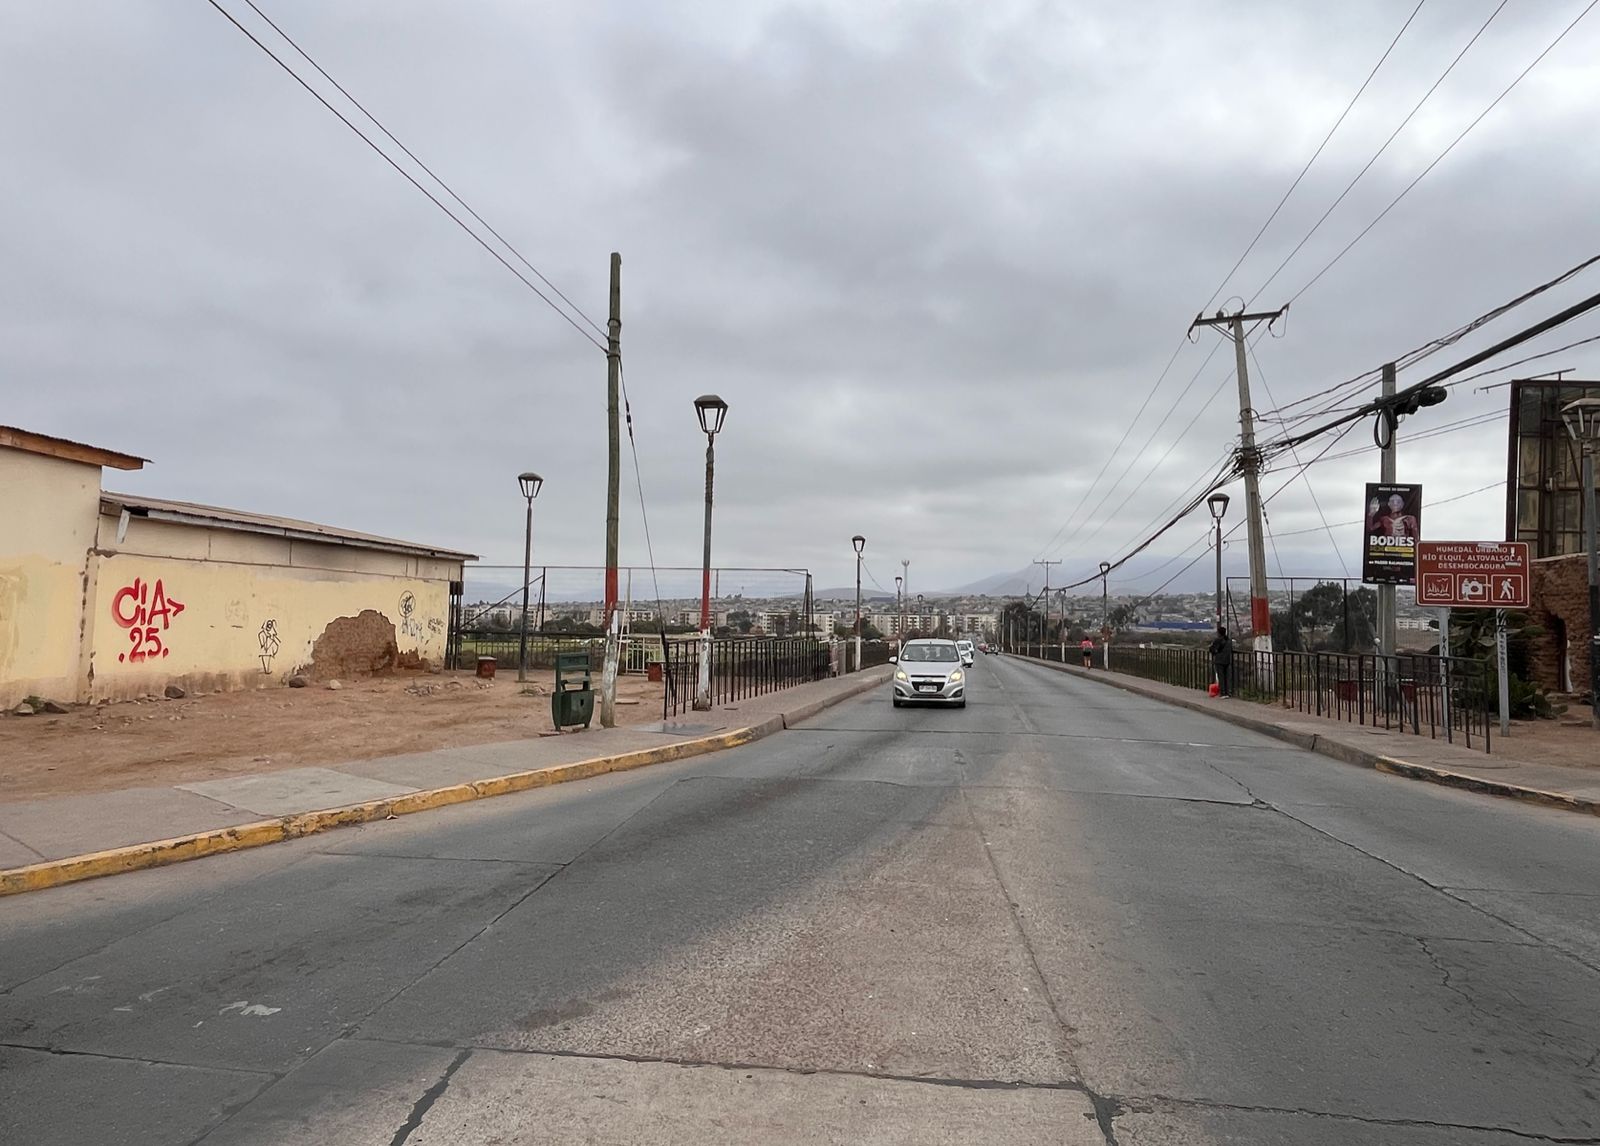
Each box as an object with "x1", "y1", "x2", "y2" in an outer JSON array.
[
  {"x1": 1421, "y1": 573, "x2": 1453, "y2": 603},
  {"x1": 1492, "y1": 574, "x2": 1524, "y2": 604}
]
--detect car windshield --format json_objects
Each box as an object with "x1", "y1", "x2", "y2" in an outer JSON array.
[{"x1": 901, "y1": 644, "x2": 958, "y2": 662}]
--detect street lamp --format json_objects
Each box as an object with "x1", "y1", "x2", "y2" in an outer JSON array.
[
  {"x1": 1562, "y1": 398, "x2": 1600, "y2": 730},
  {"x1": 516, "y1": 471, "x2": 543, "y2": 683},
  {"x1": 895, "y1": 574, "x2": 904, "y2": 648},
  {"x1": 916, "y1": 593, "x2": 924, "y2": 637},
  {"x1": 692, "y1": 394, "x2": 729, "y2": 711},
  {"x1": 851, "y1": 535, "x2": 866, "y2": 673},
  {"x1": 1207, "y1": 492, "x2": 1231, "y2": 631},
  {"x1": 1099, "y1": 560, "x2": 1113, "y2": 670}
]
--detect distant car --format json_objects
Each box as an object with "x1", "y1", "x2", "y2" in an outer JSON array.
[
  {"x1": 891, "y1": 639, "x2": 967, "y2": 708},
  {"x1": 977, "y1": 642, "x2": 990, "y2": 654},
  {"x1": 955, "y1": 639, "x2": 976, "y2": 666}
]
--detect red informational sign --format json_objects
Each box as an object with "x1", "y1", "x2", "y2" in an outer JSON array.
[{"x1": 1415, "y1": 541, "x2": 1530, "y2": 608}]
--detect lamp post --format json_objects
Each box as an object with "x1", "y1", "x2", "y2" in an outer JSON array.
[
  {"x1": 895, "y1": 574, "x2": 904, "y2": 648},
  {"x1": 516, "y1": 472, "x2": 544, "y2": 683},
  {"x1": 1207, "y1": 492, "x2": 1231, "y2": 631},
  {"x1": 1099, "y1": 560, "x2": 1112, "y2": 670},
  {"x1": 851, "y1": 535, "x2": 865, "y2": 672},
  {"x1": 1562, "y1": 398, "x2": 1600, "y2": 730},
  {"x1": 692, "y1": 394, "x2": 728, "y2": 711},
  {"x1": 916, "y1": 593, "x2": 924, "y2": 638}
]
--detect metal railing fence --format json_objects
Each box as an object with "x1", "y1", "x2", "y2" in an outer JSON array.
[
  {"x1": 665, "y1": 637, "x2": 833, "y2": 718},
  {"x1": 1021, "y1": 644, "x2": 1494, "y2": 752}
]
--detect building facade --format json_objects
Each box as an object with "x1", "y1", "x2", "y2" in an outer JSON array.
[{"x1": 1, "y1": 426, "x2": 472, "y2": 709}]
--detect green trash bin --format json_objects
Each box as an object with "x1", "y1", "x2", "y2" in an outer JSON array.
[{"x1": 552, "y1": 650, "x2": 595, "y2": 729}]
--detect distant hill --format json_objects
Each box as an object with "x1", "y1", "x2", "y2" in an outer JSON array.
[{"x1": 944, "y1": 566, "x2": 1039, "y2": 596}]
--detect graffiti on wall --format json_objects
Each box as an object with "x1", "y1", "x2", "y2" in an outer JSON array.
[
  {"x1": 112, "y1": 577, "x2": 186, "y2": 663},
  {"x1": 258, "y1": 620, "x2": 281, "y2": 673},
  {"x1": 398, "y1": 591, "x2": 424, "y2": 640}
]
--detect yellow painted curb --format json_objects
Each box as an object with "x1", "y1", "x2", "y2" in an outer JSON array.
[{"x1": 0, "y1": 718, "x2": 789, "y2": 898}]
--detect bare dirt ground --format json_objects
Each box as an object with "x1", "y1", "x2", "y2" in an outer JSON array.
[
  {"x1": 0, "y1": 670, "x2": 665, "y2": 803},
  {"x1": 1490, "y1": 700, "x2": 1600, "y2": 768}
]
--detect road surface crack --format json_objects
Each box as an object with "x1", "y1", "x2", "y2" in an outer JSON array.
[
  {"x1": 1266, "y1": 803, "x2": 1600, "y2": 979},
  {"x1": 1130, "y1": 1092, "x2": 1600, "y2": 1142},
  {"x1": 388, "y1": 1047, "x2": 470, "y2": 1146}
]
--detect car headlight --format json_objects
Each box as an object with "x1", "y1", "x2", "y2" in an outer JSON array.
[
  {"x1": 948, "y1": 670, "x2": 963, "y2": 682},
  {"x1": 895, "y1": 669, "x2": 908, "y2": 681}
]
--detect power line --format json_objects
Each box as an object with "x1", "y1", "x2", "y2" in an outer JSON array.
[
  {"x1": 1271, "y1": 480, "x2": 1505, "y2": 538},
  {"x1": 1260, "y1": 283, "x2": 1600, "y2": 459},
  {"x1": 1248, "y1": 0, "x2": 1509, "y2": 306},
  {"x1": 240, "y1": 0, "x2": 608, "y2": 342},
  {"x1": 203, "y1": 0, "x2": 608, "y2": 352},
  {"x1": 1042, "y1": 338, "x2": 1230, "y2": 562},
  {"x1": 1033, "y1": 338, "x2": 1198, "y2": 560},
  {"x1": 1255, "y1": 253, "x2": 1600, "y2": 437},
  {"x1": 1203, "y1": 1, "x2": 1426, "y2": 309},
  {"x1": 1248, "y1": 339, "x2": 1348, "y2": 576},
  {"x1": 1445, "y1": 331, "x2": 1600, "y2": 389},
  {"x1": 1296, "y1": 410, "x2": 1507, "y2": 467},
  {"x1": 1289, "y1": 0, "x2": 1599, "y2": 303}
]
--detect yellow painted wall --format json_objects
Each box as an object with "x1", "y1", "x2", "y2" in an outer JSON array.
[
  {"x1": 87, "y1": 517, "x2": 457, "y2": 701},
  {"x1": 0, "y1": 448, "x2": 102, "y2": 708}
]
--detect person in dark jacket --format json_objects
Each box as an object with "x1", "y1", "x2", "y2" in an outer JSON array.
[{"x1": 1208, "y1": 625, "x2": 1234, "y2": 697}]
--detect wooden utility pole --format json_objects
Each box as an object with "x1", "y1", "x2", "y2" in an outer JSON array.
[
  {"x1": 1191, "y1": 306, "x2": 1287, "y2": 655},
  {"x1": 600, "y1": 252, "x2": 622, "y2": 727}
]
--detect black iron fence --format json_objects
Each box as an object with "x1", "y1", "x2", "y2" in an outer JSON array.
[
  {"x1": 665, "y1": 637, "x2": 833, "y2": 718},
  {"x1": 840, "y1": 639, "x2": 897, "y2": 675},
  {"x1": 1107, "y1": 644, "x2": 1495, "y2": 752},
  {"x1": 449, "y1": 630, "x2": 605, "y2": 673}
]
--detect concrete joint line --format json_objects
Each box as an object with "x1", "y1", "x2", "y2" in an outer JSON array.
[{"x1": 0, "y1": 673, "x2": 888, "y2": 898}]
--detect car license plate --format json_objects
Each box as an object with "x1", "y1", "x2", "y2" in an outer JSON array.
[{"x1": 915, "y1": 683, "x2": 937, "y2": 692}]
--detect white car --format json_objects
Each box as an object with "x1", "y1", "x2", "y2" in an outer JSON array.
[
  {"x1": 955, "y1": 639, "x2": 976, "y2": 666},
  {"x1": 892, "y1": 639, "x2": 967, "y2": 708}
]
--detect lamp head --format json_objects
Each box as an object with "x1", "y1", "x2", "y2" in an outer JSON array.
[
  {"x1": 694, "y1": 393, "x2": 729, "y2": 436},
  {"x1": 1562, "y1": 397, "x2": 1600, "y2": 443},
  {"x1": 1207, "y1": 491, "x2": 1230, "y2": 520},
  {"x1": 1099, "y1": 561, "x2": 1112, "y2": 577},
  {"x1": 518, "y1": 472, "x2": 543, "y2": 500},
  {"x1": 852, "y1": 534, "x2": 866, "y2": 555}
]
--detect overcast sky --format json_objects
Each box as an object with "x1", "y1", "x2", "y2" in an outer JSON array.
[{"x1": 4, "y1": 0, "x2": 1599, "y2": 599}]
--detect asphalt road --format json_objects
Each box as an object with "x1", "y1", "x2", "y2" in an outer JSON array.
[{"x1": 4, "y1": 655, "x2": 1600, "y2": 1144}]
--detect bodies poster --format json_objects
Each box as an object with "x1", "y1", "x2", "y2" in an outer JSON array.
[{"x1": 1362, "y1": 483, "x2": 1421, "y2": 584}]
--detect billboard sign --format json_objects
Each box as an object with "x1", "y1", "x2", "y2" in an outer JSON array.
[
  {"x1": 1415, "y1": 541, "x2": 1531, "y2": 608},
  {"x1": 1361, "y1": 483, "x2": 1422, "y2": 585}
]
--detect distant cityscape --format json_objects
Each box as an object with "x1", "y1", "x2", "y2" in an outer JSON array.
[{"x1": 465, "y1": 583, "x2": 1439, "y2": 641}]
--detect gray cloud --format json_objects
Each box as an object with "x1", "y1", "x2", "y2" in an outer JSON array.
[{"x1": 3, "y1": 0, "x2": 1597, "y2": 597}]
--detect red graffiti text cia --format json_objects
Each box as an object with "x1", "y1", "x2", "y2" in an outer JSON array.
[{"x1": 112, "y1": 577, "x2": 185, "y2": 663}]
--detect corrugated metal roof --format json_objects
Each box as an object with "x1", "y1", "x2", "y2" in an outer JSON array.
[
  {"x1": 100, "y1": 492, "x2": 477, "y2": 562},
  {"x1": 0, "y1": 425, "x2": 146, "y2": 470}
]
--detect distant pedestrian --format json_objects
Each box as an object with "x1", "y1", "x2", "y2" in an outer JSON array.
[
  {"x1": 1209, "y1": 625, "x2": 1234, "y2": 697},
  {"x1": 1080, "y1": 636, "x2": 1094, "y2": 669}
]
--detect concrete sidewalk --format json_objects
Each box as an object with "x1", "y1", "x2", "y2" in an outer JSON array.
[
  {"x1": 0, "y1": 667, "x2": 892, "y2": 890},
  {"x1": 1013, "y1": 655, "x2": 1600, "y2": 813}
]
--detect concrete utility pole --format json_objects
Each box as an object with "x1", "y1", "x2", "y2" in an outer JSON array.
[
  {"x1": 1377, "y1": 362, "x2": 1399, "y2": 661},
  {"x1": 1033, "y1": 559, "x2": 1059, "y2": 659},
  {"x1": 599, "y1": 253, "x2": 622, "y2": 728},
  {"x1": 1192, "y1": 306, "x2": 1287, "y2": 655}
]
